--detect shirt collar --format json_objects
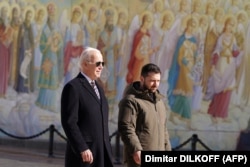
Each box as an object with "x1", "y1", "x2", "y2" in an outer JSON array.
[{"x1": 81, "y1": 72, "x2": 94, "y2": 84}]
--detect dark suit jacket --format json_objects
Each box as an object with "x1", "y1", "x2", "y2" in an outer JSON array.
[{"x1": 61, "y1": 73, "x2": 113, "y2": 167}]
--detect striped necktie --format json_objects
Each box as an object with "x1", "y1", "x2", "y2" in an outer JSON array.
[{"x1": 91, "y1": 81, "x2": 100, "y2": 99}]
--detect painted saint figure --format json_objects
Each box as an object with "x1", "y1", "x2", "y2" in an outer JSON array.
[
  {"x1": 15, "y1": 6, "x2": 35, "y2": 93},
  {"x1": 97, "y1": 6, "x2": 118, "y2": 95},
  {"x1": 167, "y1": 15, "x2": 198, "y2": 128},
  {"x1": 207, "y1": 15, "x2": 242, "y2": 123},
  {"x1": 33, "y1": 6, "x2": 47, "y2": 92},
  {"x1": 0, "y1": 2, "x2": 13, "y2": 97},
  {"x1": 63, "y1": 5, "x2": 84, "y2": 85},
  {"x1": 9, "y1": 3, "x2": 22, "y2": 88},
  {"x1": 35, "y1": 3, "x2": 62, "y2": 112},
  {"x1": 126, "y1": 11, "x2": 157, "y2": 84}
]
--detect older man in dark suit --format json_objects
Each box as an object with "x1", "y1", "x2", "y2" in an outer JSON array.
[{"x1": 61, "y1": 47, "x2": 114, "y2": 167}]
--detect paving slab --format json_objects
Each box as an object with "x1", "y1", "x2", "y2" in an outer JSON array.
[{"x1": 0, "y1": 145, "x2": 124, "y2": 167}]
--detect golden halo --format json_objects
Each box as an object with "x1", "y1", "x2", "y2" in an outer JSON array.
[
  {"x1": 139, "y1": 10, "x2": 153, "y2": 28},
  {"x1": 117, "y1": 6, "x2": 128, "y2": 17},
  {"x1": 46, "y1": 2, "x2": 57, "y2": 15},
  {"x1": 35, "y1": 5, "x2": 47, "y2": 22},
  {"x1": 0, "y1": 1, "x2": 11, "y2": 17},
  {"x1": 198, "y1": 14, "x2": 209, "y2": 28},
  {"x1": 103, "y1": 6, "x2": 118, "y2": 25},
  {"x1": 117, "y1": 6, "x2": 128, "y2": 22},
  {"x1": 181, "y1": 14, "x2": 199, "y2": 31},
  {"x1": 23, "y1": 5, "x2": 35, "y2": 21},
  {"x1": 10, "y1": 3, "x2": 21, "y2": 19},
  {"x1": 236, "y1": 10, "x2": 248, "y2": 23},
  {"x1": 152, "y1": 0, "x2": 164, "y2": 12},
  {"x1": 160, "y1": 10, "x2": 175, "y2": 27},
  {"x1": 223, "y1": 14, "x2": 237, "y2": 29},
  {"x1": 86, "y1": 3, "x2": 98, "y2": 18},
  {"x1": 214, "y1": 7, "x2": 225, "y2": 19},
  {"x1": 71, "y1": 5, "x2": 83, "y2": 22}
]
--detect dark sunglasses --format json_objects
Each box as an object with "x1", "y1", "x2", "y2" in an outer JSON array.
[
  {"x1": 95, "y1": 61, "x2": 105, "y2": 67},
  {"x1": 88, "y1": 61, "x2": 105, "y2": 67}
]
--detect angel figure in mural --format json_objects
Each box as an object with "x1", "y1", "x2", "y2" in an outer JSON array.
[
  {"x1": 15, "y1": 5, "x2": 35, "y2": 94},
  {"x1": 156, "y1": 10, "x2": 175, "y2": 97},
  {"x1": 167, "y1": 15, "x2": 198, "y2": 128},
  {"x1": 225, "y1": 0, "x2": 242, "y2": 15},
  {"x1": 204, "y1": 1, "x2": 216, "y2": 23},
  {"x1": 163, "y1": 0, "x2": 190, "y2": 82},
  {"x1": 230, "y1": 10, "x2": 248, "y2": 108},
  {"x1": 0, "y1": 1, "x2": 13, "y2": 98},
  {"x1": 169, "y1": 0, "x2": 191, "y2": 36},
  {"x1": 126, "y1": 11, "x2": 159, "y2": 84},
  {"x1": 35, "y1": 3, "x2": 63, "y2": 112},
  {"x1": 191, "y1": 0, "x2": 203, "y2": 19},
  {"x1": 84, "y1": 4, "x2": 99, "y2": 48},
  {"x1": 96, "y1": 0, "x2": 108, "y2": 31},
  {"x1": 147, "y1": 0, "x2": 164, "y2": 64},
  {"x1": 125, "y1": 9, "x2": 141, "y2": 76},
  {"x1": 163, "y1": 0, "x2": 179, "y2": 14},
  {"x1": 78, "y1": 2, "x2": 88, "y2": 32},
  {"x1": 206, "y1": 15, "x2": 242, "y2": 124},
  {"x1": 9, "y1": 3, "x2": 22, "y2": 89},
  {"x1": 125, "y1": 1, "x2": 155, "y2": 69},
  {"x1": 63, "y1": 5, "x2": 84, "y2": 85},
  {"x1": 97, "y1": 6, "x2": 118, "y2": 96},
  {"x1": 32, "y1": 5, "x2": 47, "y2": 92},
  {"x1": 209, "y1": 0, "x2": 225, "y2": 8},
  {"x1": 202, "y1": 7, "x2": 225, "y2": 100},
  {"x1": 111, "y1": 6, "x2": 129, "y2": 122},
  {"x1": 191, "y1": 15, "x2": 209, "y2": 113},
  {"x1": 46, "y1": 5, "x2": 64, "y2": 83}
]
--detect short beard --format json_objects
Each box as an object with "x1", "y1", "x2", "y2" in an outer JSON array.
[
  {"x1": 105, "y1": 24, "x2": 114, "y2": 32},
  {"x1": 142, "y1": 83, "x2": 152, "y2": 92}
]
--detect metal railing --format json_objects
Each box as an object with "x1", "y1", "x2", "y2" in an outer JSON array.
[
  {"x1": 0, "y1": 125, "x2": 212, "y2": 162},
  {"x1": 108, "y1": 131, "x2": 212, "y2": 164},
  {"x1": 0, "y1": 125, "x2": 66, "y2": 157}
]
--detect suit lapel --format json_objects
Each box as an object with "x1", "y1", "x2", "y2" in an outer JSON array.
[{"x1": 77, "y1": 73, "x2": 101, "y2": 103}]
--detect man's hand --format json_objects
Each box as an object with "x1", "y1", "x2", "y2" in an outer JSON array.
[
  {"x1": 81, "y1": 149, "x2": 93, "y2": 164},
  {"x1": 133, "y1": 150, "x2": 141, "y2": 165}
]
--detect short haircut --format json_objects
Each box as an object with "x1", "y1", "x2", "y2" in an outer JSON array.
[
  {"x1": 141, "y1": 63, "x2": 161, "y2": 77},
  {"x1": 78, "y1": 47, "x2": 101, "y2": 69}
]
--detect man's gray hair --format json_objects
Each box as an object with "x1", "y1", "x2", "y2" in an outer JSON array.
[{"x1": 78, "y1": 47, "x2": 102, "y2": 69}]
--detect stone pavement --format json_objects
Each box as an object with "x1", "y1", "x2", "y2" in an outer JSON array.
[{"x1": 0, "y1": 145, "x2": 124, "y2": 167}]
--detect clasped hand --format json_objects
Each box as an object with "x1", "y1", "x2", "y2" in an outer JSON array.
[{"x1": 81, "y1": 149, "x2": 93, "y2": 164}]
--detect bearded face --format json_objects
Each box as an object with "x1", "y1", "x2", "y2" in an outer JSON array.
[
  {"x1": 104, "y1": 9, "x2": 115, "y2": 32},
  {"x1": 105, "y1": 19, "x2": 114, "y2": 32},
  {"x1": 105, "y1": 23, "x2": 114, "y2": 31}
]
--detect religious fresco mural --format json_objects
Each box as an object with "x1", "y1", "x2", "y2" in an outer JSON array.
[{"x1": 0, "y1": 0, "x2": 250, "y2": 151}]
